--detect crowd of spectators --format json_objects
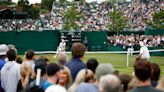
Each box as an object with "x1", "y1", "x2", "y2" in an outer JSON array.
[
  {"x1": 108, "y1": 34, "x2": 164, "y2": 47},
  {"x1": 0, "y1": 0, "x2": 163, "y2": 31},
  {"x1": 0, "y1": 42, "x2": 164, "y2": 92}
]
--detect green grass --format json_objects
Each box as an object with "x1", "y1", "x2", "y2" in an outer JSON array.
[{"x1": 20, "y1": 53, "x2": 164, "y2": 76}]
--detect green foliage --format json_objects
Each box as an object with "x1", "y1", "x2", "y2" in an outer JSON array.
[
  {"x1": 17, "y1": 0, "x2": 40, "y2": 19},
  {"x1": 41, "y1": 0, "x2": 55, "y2": 11},
  {"x1": 146, "y1": 10, "x2": 164, "y2": 29},
  {"x1": 40, "y1": 9, "x2": 49, "y2": 15},
  {"x1": 63, "y1": 4, "x2": 82, "y2": 30},
  {"x1": 0, "y1": 1, "x2": 16, "y2": 6},
  {"x1": 108, "y1": 1, "x2": 127, "y2": 32}
]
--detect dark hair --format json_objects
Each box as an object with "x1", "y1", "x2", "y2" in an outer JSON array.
[
  {"x1": 134, "y1": 60, "x2": 151, "y2": 81},
  {"x1": 87, "y1": 58, "x2": 98, "y2": 73},
  {"x1": 37, "y1": 56, "x2": 49, "y2": 62},
  {"x1": 151, "y1": 63, "x2": 161, "y2": 81},
  {"x1": 25, "y1": 50, "x2": 35, "y2": 60},
  {"x1": 7, "y1": 49, "x2": 17, "y2": 61},
  {"x1": 119, "y1": 74, "x2": 132, "y2": 92},
  {"x1": 46, "y1": 63, "x2": 60, "y2": 76},
  {"x1": 16, "y1": 57, "x2": 23, "y2": 64},
  {"x1": 71, "y1": 42, "x2": 86, "y2": 58},
  {"x1": 35, "y1": 60, "x2": 48, "y2": 76}
]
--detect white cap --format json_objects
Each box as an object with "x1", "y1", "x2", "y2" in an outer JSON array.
[
  {"x1": 45, "y1": 85, "x2": 67, "y2": 92},
  {"x1": 0, "y1": 44, "x2": 9, "y2": 55}
]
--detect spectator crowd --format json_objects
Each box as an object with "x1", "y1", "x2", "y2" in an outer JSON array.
[
  {"x1": 0, "y1": 0, "x2": 163, "y2": 31},
  {"x1": 108, "y1": 34, "x2": 164, "y2": 47},
  {"x1": 0, "y1": 42, "x2": 164, "y2": 92}
]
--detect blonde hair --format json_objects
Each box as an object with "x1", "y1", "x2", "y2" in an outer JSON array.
[
  {"x1": 68, "y1": 69, "x2": 94, "y2": 92},
  {"x1": 20, "y1": 62, "x2": 32, "y2": 89}
]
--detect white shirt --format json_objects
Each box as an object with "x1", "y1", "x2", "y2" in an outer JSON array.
[{"x1": 140, "y1": 46, "x2": 150, "y2": 60}]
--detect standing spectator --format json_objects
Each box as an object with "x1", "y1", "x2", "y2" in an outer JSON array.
[
  {"x1": 42, "y1": 63, "x2": 61, "y2": 90},
  {"x1": 17, "y1": 62, "x2": 32, "y2": 92},
  {"x1": 128, "y1": 60, "x2": 163, "y2": 92},
  {"x1": 99, "y1": 74, "x2": 122, "y2": 92},
  {"x1": 1, "y1": 49, "x2": 21, "y2": 92},
  {"x1": 119, "y1": 74, "x2": 132, "y2": 92},
  {"x1": 150, "y1": 63, "x2": 161, "y2": 87},
  {"x1": 16, "y1": 57, "x2": 23, "y2": 64},
  {"x1": 0, "y1": 44, "x2": 9, "y2": 92},
  {"x1": 76, "y1": 63, "x2": 114, "y2": 92},
  {"x1": 87, "y1": 58, "x2": 99, "y2": 73},
  {"x1": 66, "y1": 42, "x2": 86, "y2": 81}
]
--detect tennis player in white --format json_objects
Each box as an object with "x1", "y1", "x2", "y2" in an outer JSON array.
[
  {"x1": 139, "y1": 41, "x2": 150, "y2": 61},
  {"x1": 54, "y1": 39, "x2": 66, "y2": 58}
]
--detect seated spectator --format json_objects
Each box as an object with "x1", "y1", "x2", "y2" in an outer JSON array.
[
  {"x1": 17, "y1": 62, "x2": 33, "y2": 92},
  {"x1": 87, "y1": 58, "x2": 99, "y2": 73},
  {"x1": 45, "y1": 85, "x2": 67, "y2": 92},
  {"x1": 76, "y1": 63, "x2": 114, "y2": 92},
  {"x1": 128, "y1": 60, "x2": 163, "y2": 92},
  {"x1": 150, "y1": 63, "x2": 161, "y2": 87},
  {"x1": 99, "y1": 74, "x2": 122, "y2": 92},
  {"x1": 119, "y1": 74, "x2": 132, "y2": 92},
  {"x1": 156, "y1": 76, "x2": 164, "y2": 91},
  {"x1": 1, "y1": 49, "x2": 21, "y2": 92},
  {"x1": 66, "y1": 42, "x2": 86, "y2": 81},
  {"x1": 68, "y1": 69, "x2": 95, "y2": 92}
]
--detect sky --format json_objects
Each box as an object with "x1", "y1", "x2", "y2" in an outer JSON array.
[{"x1": 12, "y1": 0, "x2": 107, "y2": 4}]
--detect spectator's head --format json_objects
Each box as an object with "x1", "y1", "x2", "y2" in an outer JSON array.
[
  {"x1": 87, "y1": 58, "x2": 99, "y2": 73},
  {"x1": 35, "y1": 60, "x2": 48, "y2": 77},
  {"x1": 21, "y1": 62, "x2": 32, "y2": 78},
  {"x1": 58, "y1": 66, "x2": 73, "y2": 87},
  {"x1": 7, "y1": 49, "x2": 17, "y2": 61},
  {"x1": 16, "y1": 57, "x2": 23, "y2": 64},
  {"x1": 99, "y1": 74, "x2": 121, "y2": 92},
  {"x1": 56, "y1": 53, "x2": 67, "y2": 66},
  {"x1": 95, "y1": 63, "x2": 114, "y2": 81},
  {"x1": 119, "y1": 74, "x2": 132, "y2": 92},
  {"x1": 74, "y1": 69, "x2": 95, "y2": 84},
  {"x1": 151, "y1": 63, "x2": 160, "y2": 82},
  {"x1": 113, "y1": 70, "x2": 120, "y2": 77},
  {"x1": 46, "y1": 63, "x2": 60, "y2": 77},
  {"x1": 71, "y1": 42, "x2": 86, "y2": 58},
  {"x1": 0, "y1": 44, "x2": 9, "y2": 58},
  {"x1": 134, "y1": 60, "x2": 151, "y2": 82},
  {"x1": 46, "y1": 63, "x2": 60, "y2": 84},
  {"x1": 45, "y1": 85, "x2": 67, "y2": 92},
  {"x1": 25, "y1": 50, "x2": 35, "y2": 60},
  {"x1": 8, "y1": 44, "x2": 17, "y2": 54},
  {"x1": 37, "y1": 56, "x2": 49, "y2": 63}
]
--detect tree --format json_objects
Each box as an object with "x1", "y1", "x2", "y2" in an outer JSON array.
[
  {"x1": 146, "y1": 10, "x2": 164, "y2": 29},
  {"x1": 0, "y1": 1, "x2": 16, "y2": 6},
  {"x1": 17, "y1": 0, "x2": 40, "y2": 19},
  {"x1": 63, "y1": 4, "x2": 82, "y2": 30},
  {"x1": 108, "y1": 0, "x2": 127, "y2": 34},
  {"x1": 41, "y1": 0, "x2": 54, "y2": 11}
]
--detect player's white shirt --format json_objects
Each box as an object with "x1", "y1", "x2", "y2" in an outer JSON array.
[
  {"x1": 57, "y1": 41, "x2": 66, "y2": 52},
  {"x1": 140, "y1": 46, "x2": 150, "y2": 60}
]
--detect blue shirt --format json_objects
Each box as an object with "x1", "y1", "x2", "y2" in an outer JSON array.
[
  {"x1": 42, "y1": 81, "x2": 53, "y2": 90},
  {"x1": 0, "y1": 58, "x2": 5, "y2": 92},
  {"x1": 66, "y1": 57, "x2": 86, "y2": 81},
  {"x1": 76, "y1": 83, "x2": 99, "y2": 92}
]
